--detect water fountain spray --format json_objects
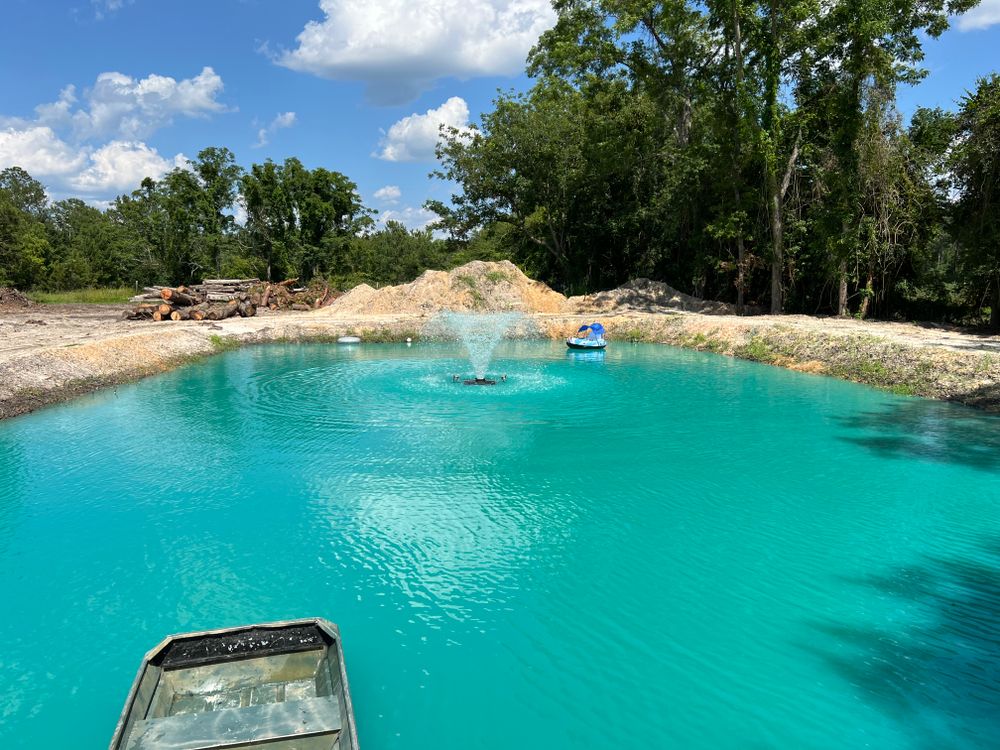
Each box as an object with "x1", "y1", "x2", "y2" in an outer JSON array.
[{"x1": 426, "y1": 312, "x2": 527, "y2": 385}]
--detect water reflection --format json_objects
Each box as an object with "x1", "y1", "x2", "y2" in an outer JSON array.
[
  {"x1": 836, "y1": 399, "x2": 1000, "y2": 472},
  {"x1": 804, "y1": 538, "x2": 1000, "y2": 748}
]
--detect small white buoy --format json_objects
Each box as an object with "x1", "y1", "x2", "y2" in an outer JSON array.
[{"x1": 337, "y1": 335, "x2": 361, "y2": 344}]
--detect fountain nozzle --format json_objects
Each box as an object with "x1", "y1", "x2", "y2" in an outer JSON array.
[{"x1": 463, "y1": 377, "x2": 497, "y2": 386}]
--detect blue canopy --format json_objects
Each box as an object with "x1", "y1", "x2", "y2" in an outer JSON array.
[{"x1": 577, "y1": 322, "x2": 605, "y2": 338}]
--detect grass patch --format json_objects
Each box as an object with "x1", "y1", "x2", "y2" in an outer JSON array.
[
  {"x1": 621, "y1": 327, "x2": 653, "y2": 343},
  {"x1": 735, "y1": 336, "x2": 776, "y2": 363},
  {"x1": 484, "y1": 270, "x2": 509, "y2": 284},
  {"x1": 209, "y1": 335, "x2": 242, "y2": 353},
  {"x1": 356, "y1": 328, "x2": 422, "y2": 343},
  {"x1": 29, "y1": 287, "x2": 133, "y2": 304}
]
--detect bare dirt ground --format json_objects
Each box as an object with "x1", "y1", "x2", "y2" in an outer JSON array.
[{"x1": 1, "y1": 263, "x2": 998, "y2": 420}]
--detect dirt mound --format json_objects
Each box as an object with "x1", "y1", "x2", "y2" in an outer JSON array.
[
  {"x1": 569, "y1": 278, "x2": 736, "y2": 315},
  {"x1": 327, "y1": 260, "x2": 568, "y2": 315},
  {"x1": 0, "y1": 288, "x2": 33, "y2": 311}
]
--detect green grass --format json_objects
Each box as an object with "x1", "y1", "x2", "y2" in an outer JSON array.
[
  {"x1": 735, "y1": 336, "x2": 776, "y2": 363},
  {"x1": 209, "y1": 335, "x2": 242, "y2": 353},
  {"x1": 28, "y1": 287, "x2": 133, "y2": 304},
  {"x1": 484, "y1": 270, "x2": 509, "y2": 284}
]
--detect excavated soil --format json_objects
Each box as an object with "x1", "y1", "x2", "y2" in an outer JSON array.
[
  {"x1": 2, "y1": 262, "x2": 999, "y2": 419},
  {"x1": 0, "y1": 287, "x2": 34, "y2": 312}
]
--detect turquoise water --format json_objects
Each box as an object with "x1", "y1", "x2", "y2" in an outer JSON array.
[{"x1": 1, "y1": 341, "x2": 999, "y2": 748}]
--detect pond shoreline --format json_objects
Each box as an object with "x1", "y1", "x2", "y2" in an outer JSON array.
[{"x1": 0, "y1": 307, "x2": 997, "y2": 420}]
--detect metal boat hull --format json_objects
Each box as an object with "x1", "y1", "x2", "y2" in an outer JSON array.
[{"x1": 109, "y1": 618, "x2": 359, "y2": 750}]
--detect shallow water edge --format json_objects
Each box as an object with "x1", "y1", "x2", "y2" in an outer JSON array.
[{"x1": 1, "y1": 311, "x2": 997, "y2": 421}]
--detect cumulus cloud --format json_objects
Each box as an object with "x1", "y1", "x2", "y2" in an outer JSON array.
[
  {"x1": 36, "y1": 67, "x2": 227, "y2": 140},
  {"x1": 277, "y1": 0, "x2": 556, "y2": 103},
  {"x1": 373, "y1": 184, "x2": 401, "y2": 203},
  {"x1": 378, "y1": 205, "x2": 438, "y2": 231},
  {"x1": 0, "y1": 125, "x2": 89, "y2": 177},
  {"x1": 67, "y1": 141, "x2": 182, "y2": 193},
  {"x1": 957, "y1": 0, "x2": 1000, "y2": 30},
  {"x1": 377, "y1": 96, "x2": 470, "y2": 162},
  {"x1": 254, "y1": 111, "x2": 297, "y2": 148},
  {"x1": 0, "y1": 67, "x2": 226, "y2": 200},
  {"x1": 0, "y1": 125, "x2": 182, "y2": 196}
]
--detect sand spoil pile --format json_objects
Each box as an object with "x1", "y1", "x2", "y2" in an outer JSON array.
[
  {"x1": 326, "y1": 260, "x2": 569, "y2": 315},
  {"x1": 0, "y1": 288, "x2": 34, "y2": 311},
  {"x1": 569, "y1": 278, "x2": 736, "y2": 315}
]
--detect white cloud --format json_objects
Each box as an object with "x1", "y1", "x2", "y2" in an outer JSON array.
[
  {"x1": 67, "y1": 141, "x2": 178, "y2": 193},
  {"x1": 0, "y1": 125, "x2": 183, "y2": 198},
  {"x1": 277, "y1": 0, "x2": 556, "y2": 104},
  {"x1": 0, "y1": 67, "x2": 226, "y2": 201},
  {"x1": 0, "y1": 126, "x2": 89, "y2": 177},
  {"x1": 377, "y1": 96, "x2": 470, "y2": 162},
  {"x1": 378, "y1": 205, "x2": 437, "y2": 230},
  {"x1": 957, "y1": 0, "x2": 1000, "y2": 30},
  {"x1": 373, "y1": 184, "x2": 401, "y2": 203},
  {"x1": 92, "y1": 0, "x2": 133, "y2": 19},
  {"x1": 254, "y1": 111, "x2": 297, "y2": 147},
  {"x1": 36, "y1": 67, "x2": 227, "y2": 140}
]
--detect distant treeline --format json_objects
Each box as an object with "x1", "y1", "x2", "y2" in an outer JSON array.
[
  {"x1": 0, "y1": 152, "x2": 504, "y2": 296},
  {"x1": 1, "y1": 1, "x2": 998, "y2": 330}
]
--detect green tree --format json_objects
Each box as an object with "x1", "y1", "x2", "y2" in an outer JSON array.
[{"x1": 951, "y1": 74, "x2": 1000, "y2": 330}]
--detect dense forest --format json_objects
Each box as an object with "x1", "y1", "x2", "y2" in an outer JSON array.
[{"x1": 0, "y1": 0, "x2": 998, "y2": 328}]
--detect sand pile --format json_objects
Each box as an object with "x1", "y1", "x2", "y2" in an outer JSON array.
[
  {"x1": 325, "y1": 261, "x2": 734, "y2": 317},
  {"x1": 569, "y1": 278, "x2": 736, "y2": 315},
  {"x1": 0, "y1": 288, "x2": 33, "y2": 311},
  {"x1": 327, "y1": 260, "x2": 568, "y2": 315}
]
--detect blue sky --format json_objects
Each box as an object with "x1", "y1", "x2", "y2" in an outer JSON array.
[{"x1": 1, "y1": 0, "x2": 998, "y2": 228}]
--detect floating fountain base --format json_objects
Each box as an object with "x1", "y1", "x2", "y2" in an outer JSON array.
[{"x1": 464, "y1": 378, "x2": 497, "y2": 386}]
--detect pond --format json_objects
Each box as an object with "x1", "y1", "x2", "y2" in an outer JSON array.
[{"x1": 1, "y1": 342, "x2": 999, "y2": 748}]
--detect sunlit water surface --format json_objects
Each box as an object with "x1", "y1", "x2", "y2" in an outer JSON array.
[{"x1": 1, "y1": 342, "x2": 999, "y2": 748}]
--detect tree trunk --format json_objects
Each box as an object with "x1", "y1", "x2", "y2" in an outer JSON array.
[
  {"x1": 857, "y1": 273, "x2": 874, "y2": 319},
  {"x1": 732, "y1": 0, "x2": 746, "y2": 315},
  {"x1": 768, "y1": 171, "x2": 783, "y2": 315},
  {"x1": 837, "y1": 260, "x2": 849, "y2": 316},
  {"x1": 991, "y1": 275, "x2": 1000, "y2": 332},
  {"x1": 170, "y1": 309, "x2": 191, "y2": 321}
]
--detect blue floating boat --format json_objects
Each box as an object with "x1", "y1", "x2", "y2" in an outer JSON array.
[{"x1": 567, "y1": 323, "x2": 607, "y2": 350}]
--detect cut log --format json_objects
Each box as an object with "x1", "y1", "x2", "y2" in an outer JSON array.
[
  {"x1": 160, "y1": 288, "x2": 198, "y2": 306},
  {"x1": 206, "y1": 300, "x2": 240, "y2": 320},
  {"x1": 314, "y1": 285, "x2": 330, "y2": 308},
  {"x1": 291, "y1": 303, "x2": 311, "y2": 311},
  {"x1": 237, "y1": 300, "x2": 257, "y2": 318},
  {"x1": 202, "y1": 278, "x2": 260, "y2": 285},
  {"x1": 170, "y1": 309, "x2": 191, "y2": 321},
  {"x1": 205, "y1": 292, "x2": 237, "y2": 302},
  {"x1": 157, "y1": 303, "x2": 175, "y2": 316},
  {"x1": 277, "y1": 278, "x2": 299, "y2": 288},
  {"x1": 151, "y1": 310, "x2": 169, "y2": 321},
  {"x1": 190, "y1": 309, "x2": 206, "y2": 321},
  {"x1": 261, "y1": 284, "x2": 272, "y2": 308}
]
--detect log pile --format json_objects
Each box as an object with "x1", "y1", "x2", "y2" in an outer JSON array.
[
  {"x1": 124, "y1": 278, "x2": 338, "y2": 321},
  {"x1": 124, "y1": 279, "x2": 258, "y2": 321},
  {"x1": 249, "y1": 279, "x2": 340, "y2": 312}
]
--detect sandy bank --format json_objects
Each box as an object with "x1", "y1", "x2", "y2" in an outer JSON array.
[{"x1": 1, "y1": 304, "x2": 998, "y2": 420}]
